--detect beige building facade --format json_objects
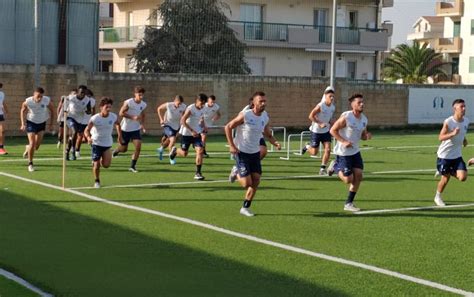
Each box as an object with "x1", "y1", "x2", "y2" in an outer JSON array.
[{"x1": 99, "y1": 0, "x2": 393, "y2": 79}]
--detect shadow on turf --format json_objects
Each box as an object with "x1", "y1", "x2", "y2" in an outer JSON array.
[{"x1": 0, "y1": 189, "x2": 347, "y2": 297}]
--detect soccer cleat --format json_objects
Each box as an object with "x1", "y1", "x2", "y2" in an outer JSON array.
[
  {"x1": 327, "y1": 160, "x2": 335, "y2": 176},
  {"x1": 128, "y1": 167, "x2": 138, "y2": 173},
  {"x1": 468, "y1": 158, "x2": 474, "y2": 166},
  {"x1": 301, "y1": 143, "x2": 309, "y2": 155},
  {"x1": 65, "y1": 152, "x2": 70, "y2": 161},
  {"x1": 169, "y1": 146, "x2": 177, "y2": 160},
  {"x1": 28, "y1": 164, "x2": 35, "y2": 172},
  {"x1": 229, "y1": 166, "x2": 238, "y2": 183},
  {"x1": 23, "y1": 145, "x2": 29, "y2": 159},
  {"x1": 74, "y1": 151, "x2": 81, "y2": 159},
  {"x1": 0, "y1": 148, "x2": 8, "y2": 155},
  {"x1": 70, "y1": 153, "x2": 77, "y2": 161},
  {"x1": 344, "y1": 203, "x2": 360, "y2": 212},
  {"x1": 240, "y1": 207, "x2": 255, "y2": 217},
  {"x1": 434, "y1": 195, "x2": 446, "y2": 207},
  {"x1": 434, "y1": 171, "x2": 441, "y2": 178},
  {"x1": 319, "y1": 168, "x2": 327, "y2": 176},
  {"x1": 169, "y1": 158, "x2": 176, "y2": 165},
  {"x1": 203, "y1": 152, "x2": 209, "y2": 158},
  {"x1": 56, "y1": 141, "x2": 62, "y2": 149},
  {"x1": 157, "y1": 147, "x2": 164, "y2": 161},
  {"x1": 112, "y1": 150, "x2": 119, "y2": 158},
  {"x1": 94, "y1": 182, "x2": 101, "y2": 189},
  {"x1": 194, "y1": 173, "x2": 205, "y2": 180}
]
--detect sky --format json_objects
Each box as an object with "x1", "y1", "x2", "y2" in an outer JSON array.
[{"x1": 382, "y1": 0, "x2": 438, "y2": 48}]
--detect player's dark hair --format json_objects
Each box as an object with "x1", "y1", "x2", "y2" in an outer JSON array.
[
  {"x1": 248, "y1": 97, "x2": 254, "y2": 108},
  {"x1": 348, "y1": 93, "x2": 363, "y2": 102},
  {"x1": 78, "y1": 85, "x2": 88, "y2": 90},
  {"x1": 196, "y1": 93, "x2": 208, "y2": 103},
  {"x1": 99, "y1": 97, "x2": 113, "y2": 107},
  {"x1": 325, "y1": 89, "x2": 335, "y2": 95},
  {"x1": 452, "y1": 99, "x2": 465, "y2": 106},
  {"x1": 35, "y1": 87, "x2": 45, "y2": 94},
  {"x1": 209, "y1": 95, "x2": 216, "y2": 101},
  {"x1": 134, "y1": 86, "x2": 145, "y2": 94},
  {"x1": 175, "y1": 95, "x2": 184, "y2": 102},
  {"x1": 252, "y1": 91, "x2": 266, "y2": 99},
  {"x1": 86, "y1": 89, "x2": 94, "y2": 97}
]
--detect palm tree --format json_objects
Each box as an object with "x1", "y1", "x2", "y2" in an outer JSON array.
[{"x1": 383, "y1": 42, "x2": 448, "y2": 84}]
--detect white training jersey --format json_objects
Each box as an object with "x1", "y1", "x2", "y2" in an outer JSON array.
[
  {"x1": 180, "y1": 104, "x2": 204, "y2": 136},
  {"x1": 0, "y1": 91, "x2": 5, "y2": 115},
  {"x1": 25, "y1": 96, "x2": 51, "y2": 124},
  {"x1": 121, "y1": 98, "x2": 147, "y2": 132},
  {"x1": 82, "y1": 97, "x2": 96, "y2": 125},
  {"x1": 164, "y1": 102, "x2": 187, "y2": 130},
  {"x1": 333, "y1": 111, "x2": 368, "y2": 157},
  {"x1": 203, "y1": 102, "x2": 220, "y2": 127},
  {"x1": 57, "y1": 96, "x2": 67, "y2": 123},
  {"x1": 65, "y1": 95, "x2": 92, "y2": 123},
  {"x1": 241, "y1": 104, "x2": 251, "y2": 113},
  {"x1": 90, "y1": 112, "x2": 118, "y2": 147},
  {"x1": 235, "y1": 109, "x2": 269, "y2": 154},
  {"x1": 437, "y1": 116, "x2": 469, "y2": 159},
  {"x1": 310, "y1": 101, "x2": 336, "y2": 133}
]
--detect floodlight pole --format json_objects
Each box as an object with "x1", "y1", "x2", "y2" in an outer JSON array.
[
  {"x1": 330, "y1": 0, "x2": 337, "y2": 89},
  {"x1": 34, "y1": 0, "x2": 41, "y2": 87}
]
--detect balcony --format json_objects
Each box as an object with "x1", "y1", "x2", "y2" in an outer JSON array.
[
  {"x1": 99, "y1": 26, "x2": 153, "y2": 49},
  {"x1": 228, "y1": 21, "x2": 389, "y2": 51},
  {"x1": 434, "y1": 37, "x2": 462, "y2": 53},
  {"x1": 436, "y1": 0, "x2": 463, "y2": 17},
  {"x1": 99, "y1": 22, "x2": 390, "y2": 52}
]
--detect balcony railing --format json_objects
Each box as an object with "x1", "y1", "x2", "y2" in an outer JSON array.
[
  {"x1": 100, "y1": 22, "x2": 389, "y2": 50},
  {"x1": 434, "y1": 37, "x2": 462, "y2": 53},
  {"x1": 436, "y1": 0, "x2": 463, "y2": 17}
]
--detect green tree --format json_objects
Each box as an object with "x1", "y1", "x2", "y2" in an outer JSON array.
[
  {"x1": 132, "y1": 0, "x2": 250, "y2": 74},
  {"x1": 383, "y1": 43, "x2": 448, "y2": 84}
]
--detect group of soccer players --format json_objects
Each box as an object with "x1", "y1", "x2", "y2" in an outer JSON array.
[{"x1": 1, "y1": 82, "x2": 473, "y2": 216}]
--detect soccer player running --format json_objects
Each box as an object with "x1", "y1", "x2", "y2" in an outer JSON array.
[
  {"x1": 64, "y1": 85, "x2": 93, "y2": 160},
  {"x1": 302, "y1": 87, "x2": 336, "y2": 175},
  {"x1": 20, "y1": 87, "x2": 55, "y2": 172},
  {"x1": 56, "y1": 89, "x2": 77, "y2": 148},
  {"x1": 0, "y1": 82, "x2": 9, "y2": 155},
  {"x1": 201, "y1": 95, "x2": 221, "y2": 157},
  {"x1": 225, "y1": 91, "x2": 281, "y2": 217},
  {"x1": 329, "y1": 93, "x2": 371, "y2": 212},
  {"x1": 113, "y1": 86, "x2": 147, "y2": 173},
  {"x1": 157, "y1": 95, "x2": 186, "y2": 164},
  {"x1": 170, "y1": 94, "x2": 207, "y2": 180},
  {"x1": 434, "y1": 99, "x2": 469, "y2": 206},
  {"x1": 84, "y1": 97, "x2": 120, "y2": 189}
]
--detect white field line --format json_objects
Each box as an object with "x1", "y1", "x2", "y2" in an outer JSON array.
[
  {"x1": 0, "y1": 268, "x2": 53, "y2": 297},
  {"x1": 371, "y1": 169, "x2": 435, "y2": 174},
  {"x1": 1, "y1": 172, "x2": 473, "y2": 297},
  {"x1": 356, "y1": 203, "x2": 474, "y2": 215}
]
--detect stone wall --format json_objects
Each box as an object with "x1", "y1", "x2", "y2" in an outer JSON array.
[{"x1": 0, "y1": 64, "x2": 457, "y2": 136}]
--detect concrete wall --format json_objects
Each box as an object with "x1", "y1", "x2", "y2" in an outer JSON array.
[{"x1": 0, "y1": 64, "x2": 418, "y2": 136}]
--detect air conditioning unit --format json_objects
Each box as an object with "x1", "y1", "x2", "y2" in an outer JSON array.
[{"x1": 279, "y1": 28, "x2": 288, "y2": 41}]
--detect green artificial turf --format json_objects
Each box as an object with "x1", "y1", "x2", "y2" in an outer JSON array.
[
  {"x1": 0, "y1": 131, "x2": 472, "y2": 296},
  {"x1": 0, "y1": 276, "x2": 39, "y2": 297}
]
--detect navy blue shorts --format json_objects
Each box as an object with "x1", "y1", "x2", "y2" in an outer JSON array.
[
  {"x1": 0, "y1": 115, "x2": 4, "y2": 122},
  {"x1": 91, "y1": 145, "x2": 111, "y2": 161},
  {"x1": 59, "y1": 121, "x2": 64, "y2": 128},
  {"x1": 181, "y1": 135, "x2": 203, "y2": 151},
  {"x1": 334, "y1": 152, "x2": 364, "y2": 177},
  {"x1": 236, "y1": 152, "x2": 262, "y2": 177},
  {"x1": 437, "y1": 157, "x2": 467, "y2": 176},
  {"x1": 310, "y1": 132, "x2": 332, "y2": 148},
  {"x1": 259, "y1": 138, "x2": 266, "y2": 147},
  {"x1": 26, "y1": 120, "x2": 46, "y2": 134},
  {"x1": 67, "y1": 117, "x2": 87, "y2": 133},
  {"x1": 121, "y1": 129, "x2": 141, "y2": 145},
  {"x1": 163, "y1": 125, "x2": 179, "y2": 138}
]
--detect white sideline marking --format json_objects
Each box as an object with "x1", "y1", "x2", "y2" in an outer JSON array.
[
  {"x1": 356, "y1": 203, "x2": 474, "y2": 215},
  {"x1": 371, "y1": 169, "x2": 434, "y2": 174},
  {"x1": 1, "y1": 172, "x2": 473, "y2": 296},
  {"x1": 0, "y1": 268, "x2": 54, "y2": 297}
]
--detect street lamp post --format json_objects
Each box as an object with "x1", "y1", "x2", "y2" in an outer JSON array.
[{"x1": 330, "y1": 0, "x2": 337, "y2": 89}]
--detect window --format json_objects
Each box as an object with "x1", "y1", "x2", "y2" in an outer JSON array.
[
  {"x1": 314, "y1": 9, "x2": 329, "y2": 42},
  {"x1": 349, "y1": 11, "x2": 358, "y2": 28},
  {"x1": 452, "y1": 57, "x2": 459, "y2": 75},
  {"x1": 240, "y1": 4, "x2": 264, "y2": 40},
  {"x1": 312, "y1": 60, "x2": 327, "y2": 77},
  {"x1": 471, "y1": 19, "x2": 474, "y2": 35},
  {"x1": 347, "y1": 61, "x2": 357, "y2": 79},
  {"x1": 469, "y1": 57, "x2": 474, "y2": 73}
]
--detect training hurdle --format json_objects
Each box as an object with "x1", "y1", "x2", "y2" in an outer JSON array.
[
  {"x1": 269, "y1": 126, "x2": 287, "y2": 152},
  {"x1": 279, "y1": 131, "x2": 335, "y2": 161}
]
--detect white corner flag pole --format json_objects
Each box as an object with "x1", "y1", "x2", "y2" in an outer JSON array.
[{"x1": 62, "y1": 97, "x2": 68, "y2": 189}]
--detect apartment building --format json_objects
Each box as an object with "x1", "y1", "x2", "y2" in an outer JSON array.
[
  {"x1": 408, "y1": 0, "x2": 474, "y2": 84},
  {"x1": 99, "y1": 0, "x2": 393, "y2": 79}
]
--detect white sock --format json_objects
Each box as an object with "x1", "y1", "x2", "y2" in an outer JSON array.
[{"x1": 436, "y1": 191, "x2": 441, "y2": 197}]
